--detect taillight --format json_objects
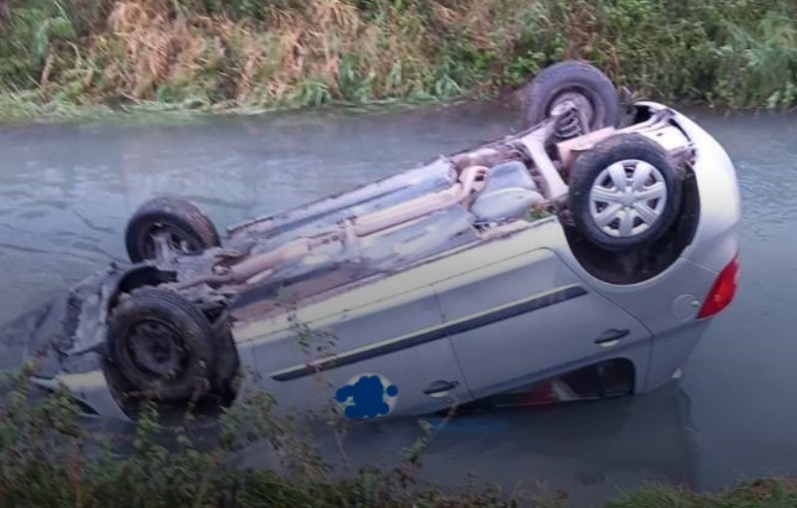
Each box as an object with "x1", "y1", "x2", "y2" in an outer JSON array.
[{"x1": 697, "y1": 254, "x2": 739, "y2": 319}]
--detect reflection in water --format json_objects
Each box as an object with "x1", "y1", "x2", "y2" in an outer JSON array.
[
  {"x1": 280, "y1": 383, "x2": 698, "y2": 508},
  {"x1": 0, "y1": 103, "x2": 796, "y2": 504}
]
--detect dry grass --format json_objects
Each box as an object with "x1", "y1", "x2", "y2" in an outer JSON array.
[
  {"x1": 76, "y1": 0, "x2": 432, "y2": 105},
  {"x1": 20, "y1": 0, "x2": 554, "y2": 108},
  {"x1": 2, "y1": 0, "x2": 797, "y2": 117},
  {"x1": 606, "y1": 476, "x2": 797, "y2": 508}
]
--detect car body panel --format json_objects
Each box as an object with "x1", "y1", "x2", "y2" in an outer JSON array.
[
  {"x1": 433, "y1": 247, "x2": 653, "y2": 401},
  {"x1": 656, "y1": 103, "x2": 741, "y2": 274},
  {"x1": 228, "y1": 219, "x2": 543, "y2": 346},
  {"x1": 643, "y1": 320, "x2": 712, "y2": 392},
  {"x1": 250, "y1": 284, "x2": 473, "y2": 418}
]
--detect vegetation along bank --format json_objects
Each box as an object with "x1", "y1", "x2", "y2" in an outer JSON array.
[
  {"x1": 1, "y1": 0, "x2": 797, "y2": 120},
  {"x1": 2, "y1": 368, "x2": 797, "y2": 508}
]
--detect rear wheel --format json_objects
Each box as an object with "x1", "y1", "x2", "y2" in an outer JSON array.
[
  {"x1": 568, "y1": 133, "x2": 683, "y2": 252},
  {"x1": 107, "y1": 287, "x2": 216, "y2": 401},
  {"x1": 525, "y1": 60, "x2": 620, "y2": 139},
  {"x1": 125, "y1": 196, "x2": 220, "y2": 263}
]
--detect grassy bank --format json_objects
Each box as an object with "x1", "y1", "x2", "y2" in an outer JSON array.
[
  {"x1": 1, "y1": 366, "x2": 797, "y2": 508},
  {"x1": 1, "y1": 0, "x2": 797, "y2": 121}
]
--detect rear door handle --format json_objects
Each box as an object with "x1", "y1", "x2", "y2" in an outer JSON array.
[
  {"x1": 594, "y1": 328, "x2": 630, "y2": 346},
  {"x1": 424, "y1": 380, "x2": 460, "y2": 397}
]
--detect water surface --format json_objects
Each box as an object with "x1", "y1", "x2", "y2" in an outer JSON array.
[{"x1": 1, "y1": 103, "x2": 796, "y2": 507}]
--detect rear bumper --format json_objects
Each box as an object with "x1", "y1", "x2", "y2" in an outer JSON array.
[
  {"x1": 640, "y1": 101, "x2": 742, "y2": 274},
  {"x1": 633, "y1": 104, "x2": 740, "y2": 391}
]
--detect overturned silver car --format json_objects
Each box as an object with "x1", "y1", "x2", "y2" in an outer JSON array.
[{"x1": 18, "y1": 60, "x2": 741, "y2": 423}]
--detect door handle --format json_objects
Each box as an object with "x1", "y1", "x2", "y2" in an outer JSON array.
[
  {"x1": 594, "y1": 328, "x2": 630, "y2": 346},
  {"x1": 424, "y1": 380, "x2": 460, "y2": 396}
]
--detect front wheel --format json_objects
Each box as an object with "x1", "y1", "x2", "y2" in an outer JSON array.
[
  {"x1": 125, "y1": 196, "x2": 221, "y2": 264},
  {"x1": 568, "y1": 133, "x2": 683, "y2": 252},
  {"x1": 107, "y1": 287, "x2": 216, "y2": 401},
  {"x1": 524, "y1": 60, "x2": 620, "y2": 139}
]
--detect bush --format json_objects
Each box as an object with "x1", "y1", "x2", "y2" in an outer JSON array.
[
  {"x1": 0, "y1": 0, "x2": 796, "y2": 116},
  {"x1": 0, "y1": 362, "x2": 532, "y2": 508},
  {"x1": 3, "y1": 364, "x2": 797, "y2": 508}
]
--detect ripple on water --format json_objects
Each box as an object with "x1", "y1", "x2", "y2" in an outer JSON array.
[{"x1": 737, "y1": 159, "x2": 797, "y2": 241}]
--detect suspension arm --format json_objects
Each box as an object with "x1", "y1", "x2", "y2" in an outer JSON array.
[{"x1": 516, "y1": 117, "x2": 569, "y2": 202}]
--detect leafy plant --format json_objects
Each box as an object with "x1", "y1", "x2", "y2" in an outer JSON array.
[{"x1": 3, "y1": 0, "x2": 797, "y2": 118}]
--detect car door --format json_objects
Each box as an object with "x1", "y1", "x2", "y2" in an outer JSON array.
[
  {"x1": 245, "y1": 283, "x2": 472, "y2": 420},
  {"x1": 431, "y1": 247, "x2": 653, "y2": 401}
]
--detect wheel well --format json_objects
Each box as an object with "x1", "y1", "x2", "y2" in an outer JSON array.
[
  {"x1": 108, "y1": 265, "x2": 176, "y2": 318},
  {"x1": 560, "y1": 108, "x2": 701, "y2": 285},
  {"x1": 114, "y1": 265, "x2": 176, "y2": 296},
  {"x1": 105, "y1": 265, "x2": 242, "y2": 419}
]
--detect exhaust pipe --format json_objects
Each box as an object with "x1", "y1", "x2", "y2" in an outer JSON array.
[{"x1": 176, "y1": 165, "x2": 490, "y2": 289}]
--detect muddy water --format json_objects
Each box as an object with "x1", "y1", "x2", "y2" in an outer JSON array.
[{"x1": 1, "y1": 103, "x2": 796, "y2": 506}]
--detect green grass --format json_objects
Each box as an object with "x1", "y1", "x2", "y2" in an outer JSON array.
[
  {"x1": 608, "y1": 479, "x2": 797, "y2": 508},
  {"x1": 2, "y1": 0, "x2": 797, "y2": 122},
  {"x1": 2, "y1": 363, "x2": 797, "y2": 508}
]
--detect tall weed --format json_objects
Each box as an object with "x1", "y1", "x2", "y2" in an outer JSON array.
[{"x1": 1, "y1": 0, "x2": 797, "y2": 115}]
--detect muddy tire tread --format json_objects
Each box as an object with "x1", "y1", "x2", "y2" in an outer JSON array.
[
  {"x1": 107, "y1": 286, "x2": 216, "y2": 401},
  {"x1": 125, "y1": 196, "x2": 220, "y2": 263},
  {"x1": 525, "y1": 60, "x2": 620, "y2": 130}
]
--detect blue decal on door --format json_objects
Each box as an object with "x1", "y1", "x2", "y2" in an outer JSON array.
[{"x1": 335, "y1": 374, "x2": 398, "y2": 418}]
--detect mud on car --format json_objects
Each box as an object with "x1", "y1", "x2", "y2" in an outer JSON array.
[{"x1": 21, "y1": 60, "x2": 741, "y2": 423}]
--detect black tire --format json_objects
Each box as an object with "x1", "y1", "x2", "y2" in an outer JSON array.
[
  {"x1": 210, "y1": 321, "x2": 240, "y2": 398},
  {"x1": 107, "y1": 287, "x2": 216, "y2": 401},
  {"x1": 125, "y1": 196, "x2": 220, "y2": 264},
  {"x1": 525, "y1": 60, "x2": 620, "y2": 135},
  {"x1": 568, "y1": 133, "x2": 683, "y2": 252}
]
